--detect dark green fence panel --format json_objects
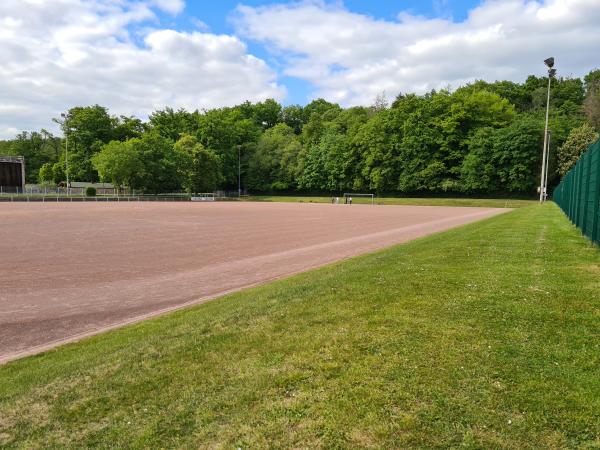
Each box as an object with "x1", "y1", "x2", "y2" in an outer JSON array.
[
  {"x1": 554, "y1": 137, "x2": 600, "y2": 244},
  {"x1": 586, "y1": 149, "x2": 599, "y2": 234}
]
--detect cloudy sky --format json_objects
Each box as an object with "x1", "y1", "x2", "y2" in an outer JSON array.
[{"x1": 1, "y1": 0, "x2": 599, "y2": 138}]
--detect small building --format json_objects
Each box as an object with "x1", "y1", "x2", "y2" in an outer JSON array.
[
  {"x1": 0, "y1": 156, "x2": 25, "y2": 193},
  {"x1": 69, "y1": 182, "x2": 127, "y2": 195}
]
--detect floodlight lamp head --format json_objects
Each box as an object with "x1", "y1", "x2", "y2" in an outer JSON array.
[
  {"x1": 548, "y1": 68, "x2": 557, "y2": 78},
  {"x1": 544, "y1": 57, "x2": 555, "y2": 68}
]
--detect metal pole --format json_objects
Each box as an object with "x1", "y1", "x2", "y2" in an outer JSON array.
[
  {"x1": 544, "y1": 131, "x2": 551, "y2": 200},
  {"x1": 238, "y1": 145, "x2": 241, "y2": 198},
  {"x1": 65, "y1": 134, "x2": 69, "y2": 196},
  {"x1": 21, "y1": 157, "x2": 26, "y2": 193},
  {"x1": 540, "y1": 75, "x2": 552, "y2": 203}
]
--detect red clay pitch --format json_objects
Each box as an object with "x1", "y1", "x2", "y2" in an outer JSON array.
[{"x1": 0, "y1": 202, "x2": 507, "y2": 363}]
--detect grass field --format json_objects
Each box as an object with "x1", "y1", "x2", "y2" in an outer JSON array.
[
  {"x1": 246, "y1": 195, "x2": 536, "y2": 208},
  {"x1": 1, "y1": 204, "x2": 599, "y2": 448}
]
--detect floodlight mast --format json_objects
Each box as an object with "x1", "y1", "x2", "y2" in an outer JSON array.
[
  {"x1": 57, "y1": 113, "x2": 70, "y2": 196},
  {"x1": 238, "y1": 144, "x2": 241, "y2": 198},
  {"x1": 539, "y1": 57, "x2": 556, "y2": 203},
  {"x1": 544, "y1": 131, "x2": 551, "y2": 200}
]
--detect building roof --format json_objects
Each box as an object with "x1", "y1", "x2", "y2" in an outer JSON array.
[
  {"x1": 0, "y1": 156, "x2": 24, "y2": 163},
  {"x1": 70, "y1": 182, "x2": 115, "y2": 188}
]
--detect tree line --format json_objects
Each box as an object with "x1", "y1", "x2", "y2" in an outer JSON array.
[{"x1": 2, "y1": 69, "x2": 599, "y2": 196}]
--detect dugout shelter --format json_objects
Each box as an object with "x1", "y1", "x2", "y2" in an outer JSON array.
[{"x1": 0, "y1": 156, "x2": 25, "y2": 193}]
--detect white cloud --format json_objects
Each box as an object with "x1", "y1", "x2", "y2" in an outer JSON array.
[
  {"x1": 234, "y1": 0, "x2": 600, "y2": 105},
  {"x1": 150, "y1": 0, "x2": 185, "y2": 15},
  {"x1": 0, "y1": 0, "x2": 285, "y2": 139}
]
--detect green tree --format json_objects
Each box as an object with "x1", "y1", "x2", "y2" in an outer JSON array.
[
  {"x1": 584, "y1": 69, "x2": 600, "y2": 130},
  {"x1": 38, "y1": 163, "x2": 54, "y2": 185},
  {"x1": 129, "y1": 131, "x2": 180, "y2": 194},
  {"x1": 6, "y1": 131, "x2": 60, "y2": 183},
  {"x1": 51, "y1": 161, "x2": 66, "y2": 184},
  {"x1": 459, "y1": 128, "x2": 497, "y2": 192},
  {"x1": 112, "y1": 116, "x2": 145, "y2": 141},
  {"x1": 584, "y1": 89, "x2": 600, "y2": 130},
  {"x1": 197, "y1": 108, "x2": 261, "y2": 189},
  {"x1": 148, "y1": 108, "x2": 198, "y2": 142},
  {"x1": 92, "y1": 140, "x2": 144, "y2": 191},
  {"x1": 248, "y1": 124, "x2": 302, "y2": 191},
  {"x1": 557, "y1": 123, "x2": 599, "y2": 176},
  {"x1": 303, "y1": 99, "x2": 342, "y2": 120},
  {"x1": 584, "y1": 69, "x2": 600, "y2": 94},
  {"x1": 57, "y1": 105, "x2": 116, "y2": 181},
  {"x1": 352, "y1": 110, "x2": 395, "y2": 192},
  {"x1": 461, "y1": 115, "x2": 544, "y2": 193},
  {"x1": 281, "y1": 105, "x2": 306, "y2": 134},
  {"x1": 174, "y1": 134, "x2": 220, "y2": 194},
  {"x1": 296, "y1": 107, "x2": 368, "y2": 192},
  {"x1": 252, "y1": 99, "x2": 282, "y2": 129}
]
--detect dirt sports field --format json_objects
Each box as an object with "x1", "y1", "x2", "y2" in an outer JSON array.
[{"x1": 0, "y1": 202, "x2": 507, "y2": 363}]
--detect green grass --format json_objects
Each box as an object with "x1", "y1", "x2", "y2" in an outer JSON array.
[
  {"x1": 246, "y1": 195, "x2": 536, "y2": 208},
  {"x1": 1, "y1": 204, "x2": 599, "y2": 448}
]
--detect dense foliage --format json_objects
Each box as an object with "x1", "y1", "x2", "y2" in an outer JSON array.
[
  {"x1": 557, "y1": 123, "x2": 599, "y2": 176},
  {"x1": 2, "y1": 71, "x2": 599, "y2": 195}
]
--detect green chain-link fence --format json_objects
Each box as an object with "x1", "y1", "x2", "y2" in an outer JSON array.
[{"x1": 553, "y1": 137, "x2": 600, "y2": 244}]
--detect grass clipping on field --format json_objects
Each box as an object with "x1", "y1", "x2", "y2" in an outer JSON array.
[{"x1": 1, "y1": 204, "x2": 599, "y2": 448}]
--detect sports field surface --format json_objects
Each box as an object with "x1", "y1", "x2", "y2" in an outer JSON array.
[
  {"x1": 1, "y1": 204, "x2": 599, "y2": 448},
  {"x1": 0, "y1": 202, "x2": 506, "y2": 362}
]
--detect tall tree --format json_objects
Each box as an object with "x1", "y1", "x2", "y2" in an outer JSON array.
[
  {"x1": 461, "y1": 115, "x2": 544, "y2": 193},
  {"x1": 197, "y1": 108, "x2": 261, "y2": 189},
  {"x1": 584, "y1": 69, "x2": 600, "y2": 130},
  {"x1": 7, "y1": 131, "x2": 60, "y2": 183},
  {"x1": 251, "y1": 99, "x2": 282, "y2": 129},
  {"x1": 92, "y1": 140, "x2": 144, "y2": 191},
  {"x1": 281, "y1": 105, "x2": 306, "y2": 134},
  {"x1": 248, "y1": 124, "x2": 301, "y2": 191},
  {"x1": 557, "y1": 123, "x2": 599, "y2": 176},
  {"x1": 174, "y1": 134, "x2": 220, "y2": 194},
  {"x1": 148, "y1": 108, "x2": 198, "y2": 142},
  {"x1": 128, "y1": 131, "x2": 180, "y2": 194},
  {"x1": 57, "y1": 105, "x2": 116, "y2": 181}
]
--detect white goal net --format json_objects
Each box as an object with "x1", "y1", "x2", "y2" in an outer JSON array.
[{"x1": 343, "y1": 193, "x2": 375, "y2": 205}]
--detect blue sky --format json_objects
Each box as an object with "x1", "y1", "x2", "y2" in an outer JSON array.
[
  {"x1": 180, "y1": 1, "x2": 482, "y2": 31},
  {"x1": 159, "y1": 1, "x2": 482, "y2": 105}
]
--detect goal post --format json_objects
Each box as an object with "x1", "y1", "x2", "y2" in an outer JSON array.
[
  {"x1": 343, "y1": 193, "x2": 375, "y2": 205},
  {"x1": 191, "y1": 193, "x2": 216, "y2": 202}
]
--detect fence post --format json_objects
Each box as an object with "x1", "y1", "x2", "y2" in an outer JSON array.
[
  {"x1": 582, "y1": 152, "x2": 592, "y2": 235},
  {"x1": 572, "y1": 169, "x2": 576, "y2": 219},
  {"x1": 574, "y1": 163, "x2": 580, "y2": 224},
  {"x1": 580, "y1": 160, "x2": 585, "y2": 227},
  {"x1": 577, "y1": 160, "x2": 584, "y2": 227},
  {"x1": 565, "y1": 172, "x2": 573, "y2": 218}
]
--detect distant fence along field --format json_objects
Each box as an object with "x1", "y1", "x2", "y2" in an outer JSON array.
[{"x1": 554, "y1": 137, "x2": 600, "y2": 244}]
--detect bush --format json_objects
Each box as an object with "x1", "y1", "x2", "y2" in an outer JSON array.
[{"x1": 85, "y1": 187, "x2": 97, "y2": 197}]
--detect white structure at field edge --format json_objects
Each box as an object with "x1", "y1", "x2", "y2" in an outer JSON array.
[{"x1": 343, "y1": 193, "x2": 375, "y2": 205}]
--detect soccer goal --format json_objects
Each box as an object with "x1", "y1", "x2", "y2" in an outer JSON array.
[
  {"x1": 191, "y1": 193, "x2": 215, "y2": 202},
  {"x1": 343, "y1": 193, "x2": 375, "y2": 205}
]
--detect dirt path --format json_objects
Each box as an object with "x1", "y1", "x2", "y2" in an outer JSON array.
[{"x1": 0, "y1": 202, "x2": 508, "y2": 363}]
